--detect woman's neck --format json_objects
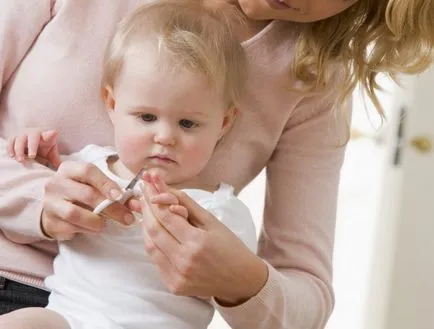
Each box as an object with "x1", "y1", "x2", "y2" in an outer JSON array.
[{"x1": 202, "y1": 0, "x2": 271, "y2": 42}]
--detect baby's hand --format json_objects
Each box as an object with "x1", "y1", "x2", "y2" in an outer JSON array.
[
  {"x1": 142, "y1": 171, "x2": 188, "y2": 219},
  {"x1": 7, "y1": 129, "x2": 61, "y2": 168}
]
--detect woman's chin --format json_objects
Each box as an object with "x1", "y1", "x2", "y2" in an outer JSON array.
[{"x1": 237, "y1": 0, "x2": 270, "y2": 20}]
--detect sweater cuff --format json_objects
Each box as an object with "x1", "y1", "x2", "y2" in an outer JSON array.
[
  {"x1": 212, "y1": 262, "x2": 282, "y2": 327},
  {"x1": 37, "y1": 205, "x2": 55, "y2": 241},
  {"x1": 34, "y1": 197, "x2": 54, "y2": 241}
]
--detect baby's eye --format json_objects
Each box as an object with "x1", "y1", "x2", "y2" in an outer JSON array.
[
  {"x1": 140, "y1": 114, "x2": 157, "y2": 122},
  {"x1": 179, "y1": 119, "x2": 198, "y2": 129}
]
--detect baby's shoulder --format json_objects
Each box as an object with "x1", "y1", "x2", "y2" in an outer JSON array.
[
  {"x1": 182, "y1": 183, "x2": 244, "y2": 211},
  {"x1": 71, "y1": 144, "x2": 117, "y2": 164}
]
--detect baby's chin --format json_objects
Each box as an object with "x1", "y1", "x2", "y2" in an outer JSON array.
[{"x1": 145, "y1": 167, "x2": 177, "y2": 185}]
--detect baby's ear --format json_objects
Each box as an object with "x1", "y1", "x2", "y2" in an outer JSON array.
[
  {"x1": 101, "y1": 85, "x2": 116, "y2": 110},
  {"x1": 220, "y1": 106, "x2": 238, "y2": 138}
]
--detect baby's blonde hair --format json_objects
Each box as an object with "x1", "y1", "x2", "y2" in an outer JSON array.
[
  {"x1": 101, "y1": 0, "x2": 246, "y2": 108},
  {"x1": 293, "y1": 0, "x2": 434, "y2": 116}
]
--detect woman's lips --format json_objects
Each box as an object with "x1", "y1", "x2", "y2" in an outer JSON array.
[{"x1": 265, "y1": 0, "x2": 292, "y2": 10}]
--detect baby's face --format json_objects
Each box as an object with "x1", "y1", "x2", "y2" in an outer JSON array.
[{"x1": 105, "y1": 51, "x2": 232, "y2": 185}]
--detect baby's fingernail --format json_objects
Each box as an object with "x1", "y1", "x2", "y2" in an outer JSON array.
[
  {"x1": 124, "y1": 213, "x2": 135, "y2": 225},
  {"x1": 29, "y1": 153, "x2": 36, "y2": 158},
  {"x1": 110, "y1": 189, "x2": 122, "y2": 200}
]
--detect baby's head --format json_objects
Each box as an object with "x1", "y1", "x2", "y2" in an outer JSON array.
[{"x1": 100, "y1": 0, "x2": 246, "y2": 185}]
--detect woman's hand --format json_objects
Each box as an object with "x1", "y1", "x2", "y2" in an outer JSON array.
[
  {"x1": 41, "y1": 160, "x2": 140, "y2": 241},
  {"x1": 140, "y1": 173, "x2": 268, "y2": 305}
]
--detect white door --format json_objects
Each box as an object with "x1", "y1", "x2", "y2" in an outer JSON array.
[{"x1": 364, "y1": 66, "x2": 434, "y2": 329}]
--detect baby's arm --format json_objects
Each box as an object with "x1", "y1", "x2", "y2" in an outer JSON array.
[
  {"x1": 0, "y1": 307, "x2": 69, "y2": 329},
  {"x1": 7, "y1": 129, "x2": 61, "y2": 168}
]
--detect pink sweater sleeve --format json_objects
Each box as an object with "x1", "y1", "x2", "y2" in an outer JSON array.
[
  {"x1": 0, "y1": 0, "x2": 55, "y2": 242},
  {"x1": 215, "y1": 87, "x2": 350, "y2": 329}
]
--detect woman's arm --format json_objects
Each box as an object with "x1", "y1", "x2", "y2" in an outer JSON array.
[
  {"x1": 214, "y1": 88, "x2": 351, "y2": 329},
  {"x1": 0, "y1": 0, "x2": 55, "y2": 93},
  {"x1": 138, "y1": 88, "x2": 349, "y2": 328},
  {"x1": 0, "y1": 0, "x2": 56, "y2": 242}
]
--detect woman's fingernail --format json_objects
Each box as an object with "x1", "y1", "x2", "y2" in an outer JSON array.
[
  {"x1": 110, "y1": 189, "x2": 122, "y2": 200},
  {"x1": 124, "y1": 213, "x2": 135, "y2": 225}
]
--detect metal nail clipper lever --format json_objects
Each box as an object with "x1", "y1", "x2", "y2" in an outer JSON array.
[{"x1": 93, "y1": 168, "x2": 146, "y2": 215}]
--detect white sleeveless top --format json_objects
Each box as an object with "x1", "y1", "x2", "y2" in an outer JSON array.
[{"x1": 45, "y1": 144, "x2": 257, "y2": 329}]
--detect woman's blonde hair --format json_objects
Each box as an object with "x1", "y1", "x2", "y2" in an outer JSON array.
[
  {"x1": 293, "y1": 0, "x2": 434, "y2": 117},
  {"x1": 101, "y1": 0, "x2": 246, "y2": 108}
]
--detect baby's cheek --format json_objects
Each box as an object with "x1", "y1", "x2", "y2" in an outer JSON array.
[
  {"x1": 185, "y1": 144, "x2": 214, "y2": 167},
  {"x1": 116, "y1": 134, "x2": 147, "y2": 161}
]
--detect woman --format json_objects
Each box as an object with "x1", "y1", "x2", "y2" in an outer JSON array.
[{"x1": 0, "y1": 0, "x2": 432, "y2": 328}]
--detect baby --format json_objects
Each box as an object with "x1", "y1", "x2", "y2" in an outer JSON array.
[{"x1": 0, "y1": 1, "x2": 256, "y2": 329}]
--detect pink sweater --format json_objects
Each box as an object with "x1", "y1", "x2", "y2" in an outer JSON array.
[{"x1": 0, "y1": 1, "x2": 349, "y2": 328}]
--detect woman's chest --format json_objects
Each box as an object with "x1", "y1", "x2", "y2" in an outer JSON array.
[{"x1": 0, "y1": 0, "x2": 151, "y2": 152}]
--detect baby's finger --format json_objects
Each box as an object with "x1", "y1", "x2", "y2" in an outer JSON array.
[
  {"x1": 27, "y1": 131, "x2": 42, "y2": 158},
  {"x1": 46, "y1": 146, "x2": 62, "y2": 169},
  {"x1": 7, "y1": 137, "x2": 16, "y2": 157},
  {"x1": 151, "y1": 174, "x2": 169, "y2": 193},
  {"x1": 142, "y1": 171, "x2": 153, "y2": 184},
  {"x1": 139, "y1": 183, "x2": 155, "y2": 219},
  {"x1": 14, "y1": 135, "x2": 28, "y2": 162},
  {"x1": 41, "y1": 130, "x2": 58, "y2": 143},
  {"x1": 141, "y1": 173, "x2": 159, "y2": 197},
  {"x1": 169, "y1": 205, "x2": 188, "y2": 219}
]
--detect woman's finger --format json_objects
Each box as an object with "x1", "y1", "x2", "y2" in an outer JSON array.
[
  {"x1": 142, "y1": 226, "x2": 178, "y2": 289},
  {"x1": 126, "y1": 198, "x2": 142, "y2": 213},
  {"x1": 140, "y1": 188, "x2": 182, "y2": 249},
  {"x1": 57, "y1": 161, "x2": 123, "y2": 201},
  {"x1": 56, "y1": 161, "x2": 135, "y2": 225},
  {"x1": 141, "y1": 184, "x2": 198, "y2": 244},
  {"x1": 41, "y1": 210, "x2": 95, "y2": 241},
  {"x1": 43, "y1": 192, "x2": 106, "y2": 232},
  {"x1": 62, "y1": 179, "x2": 135, "y2": 227}
]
